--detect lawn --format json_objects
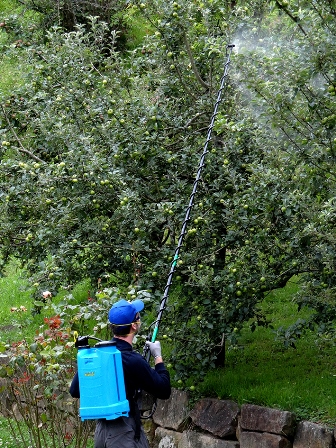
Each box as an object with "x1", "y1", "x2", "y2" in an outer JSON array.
[{"x1": 200, "y1": 278, "x2": 336, "y2": 426}]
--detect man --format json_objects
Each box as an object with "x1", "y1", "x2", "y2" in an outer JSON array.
[{"x1": 70, "y1": 298, "x2": 171, "y2": 447}]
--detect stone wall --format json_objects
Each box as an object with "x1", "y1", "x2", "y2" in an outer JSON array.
[{"x1": 144, "y1": 389, "x2": 335, "y2": 448}]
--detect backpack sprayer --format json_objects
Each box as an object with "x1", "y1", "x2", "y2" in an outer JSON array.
[
  {"x1": 74, "y1": 44, "x2": 235, "y2": 421},
  {"x1": 75, "y1": 335, "x2": 130, "y2": 420}
]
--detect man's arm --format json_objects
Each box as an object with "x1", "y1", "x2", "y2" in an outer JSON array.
[{"x1": 132, "y1": 353, "x2": 171, "y2": 400}]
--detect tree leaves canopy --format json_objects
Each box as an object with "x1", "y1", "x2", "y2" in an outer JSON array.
[{"x1": 0, "y1": 0, "x2": 335, "y2": 380}]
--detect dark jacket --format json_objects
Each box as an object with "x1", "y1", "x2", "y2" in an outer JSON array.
[{"x1": 69, "y1": 337, "x2": 171, "y2": 403}]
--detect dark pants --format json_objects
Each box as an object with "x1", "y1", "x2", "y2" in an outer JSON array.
[{"x1": 94, "y1": 416, "x2": 150, "y2": 448}]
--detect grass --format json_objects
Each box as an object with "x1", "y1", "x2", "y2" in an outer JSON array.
[
  {"x1": 124, "y1": 8, "x2": 154, "y2": 51},
  {"x1": 200, "y1": 278, "x2": 336, "y2": 426},
  {"x1": 0, "y1": 259, "x2": 43, "y2": 342},
  {"x1": 0, "y1": 0, "x2": 17, "y2": 12},
  {"x1": 0, "y1": 258, "x2": 93, "y2": 343},
  {"x1": 0, "y1": 418, "x2": 95, "y2": 448},
  {"x1": 0, "y1": 0, "x2": 38, "y2": 97},
  {"x1": 0, "y1": 55, "x2": 24, "y2": 96},
  {"x1": 0, "y1": 418, "x2": 33, "y2": 448}
]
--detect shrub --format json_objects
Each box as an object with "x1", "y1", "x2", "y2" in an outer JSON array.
[{"x1": 0, "y1": 314, "x2": 94, "y2": 447}]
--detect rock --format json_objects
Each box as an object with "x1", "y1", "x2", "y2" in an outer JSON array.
[
  {"x1": 240, "y1": 431, "x2": 292, "y2": 448},
  {"x1": 0, "y1": 377, "x2": 10, "y2": 417},
  {"x1": 153, "y1": 388, "x2": 189, "y2": 431},
  {"x1": 179, "y1": 430, "x2": 240, "y2": 448},
  {"x1": 153, "y1": 427, "x2": 183, "y2": 448},
  {"x1": 153, "y1": 428, "x2": 239, "y2": 448},
  {"x1": 293, "y1": 421, "x2": 333, "y2": 448},
  {"x1": 12, "y1": 403, "x2": 24, "y2": 421},
  {"x1": 241, "y1": 404, "x2": 296, "y2": 437},
  {"x1": 189, "y1": 398, "x2": 240, "y2": 438},
  {"x1": 142, "y1": 418, "x2": 156, "y2": 445}
]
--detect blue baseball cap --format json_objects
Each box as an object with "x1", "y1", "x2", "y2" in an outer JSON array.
[{"x1": 108, "y1": 299, "x2": 144, "y2": 325}]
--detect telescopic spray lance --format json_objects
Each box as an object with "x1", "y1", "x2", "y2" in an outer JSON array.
[{"x1": 143, "y1": 44, "x2": 235, "y2": 362}]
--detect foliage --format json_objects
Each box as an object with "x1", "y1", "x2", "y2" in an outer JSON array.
[
  {"x1": 0, "y1": 314, "x2": 94, "y2": 447},
  {"x1": 14, "y1": 0, "x2": 127, "y2": 35},
  {"x1": 0, "y1": 0, "x2": 335, "y2": 385},
  {"x1": 235, "y1": 0, "x2": 336, "y2": 344}
]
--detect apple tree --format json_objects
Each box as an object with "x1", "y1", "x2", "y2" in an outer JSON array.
[{"x1": 0, "y1": 0, "x2": 335, "y2": 382}]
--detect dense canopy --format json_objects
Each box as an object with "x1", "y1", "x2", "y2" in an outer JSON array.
[{"x1": 0, "y1": 0, "x2": 335, "y2": 379}]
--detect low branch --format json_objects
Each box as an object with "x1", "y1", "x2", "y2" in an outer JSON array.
[
  {"x1": 183, "y1": 32, "x2": 210, "y2": 90},
  {"x1": 1, "y1": 105, "x2": 46, "y2": 164},
  {"x1": 184, "y1": 111, "x2": 208, "y2": 129},
  {"x1": 275, "y1": 1, "x2": 307, "y2": 36}
]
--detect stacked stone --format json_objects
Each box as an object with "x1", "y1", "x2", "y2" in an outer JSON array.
[{"x1": 146, "y1": 389, "x2": 334, "y2": 448}]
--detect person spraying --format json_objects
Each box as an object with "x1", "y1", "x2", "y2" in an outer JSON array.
[{"x1": 70, "y1": 299, "x2": 171, "y2": 448}]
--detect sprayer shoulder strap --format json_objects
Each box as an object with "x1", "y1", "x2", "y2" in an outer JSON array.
[{"x1": 130, "y1": 390, "x2": 142, "y2": 441}]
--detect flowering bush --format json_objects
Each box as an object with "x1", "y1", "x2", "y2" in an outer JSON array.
[{"x1": 0, "y1": 313, "x2": 94, "y2": 447}]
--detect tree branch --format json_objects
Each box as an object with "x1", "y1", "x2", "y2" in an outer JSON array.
[
  {"x1": 1, "y1": 105, "x2": 46, "y2": 164},
  {"x1": 183, "y1": 32, "x2": 210, "y2": 90},
  {"x1": 275, "y1": 1, "x2": 307, "y2": 36}
]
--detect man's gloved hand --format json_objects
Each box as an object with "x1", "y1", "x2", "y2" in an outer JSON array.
[{"x1": 145, "y1": 341, "x2": 162, "y2": 359}]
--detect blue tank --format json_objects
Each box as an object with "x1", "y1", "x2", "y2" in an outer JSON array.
[{"x1": 77, "y1": 340, "x2": 130, "y2": 421}]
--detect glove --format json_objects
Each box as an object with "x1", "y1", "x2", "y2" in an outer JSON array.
[{"x1": 146, "y1": 341, "x2": 162, "y2": 359}]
